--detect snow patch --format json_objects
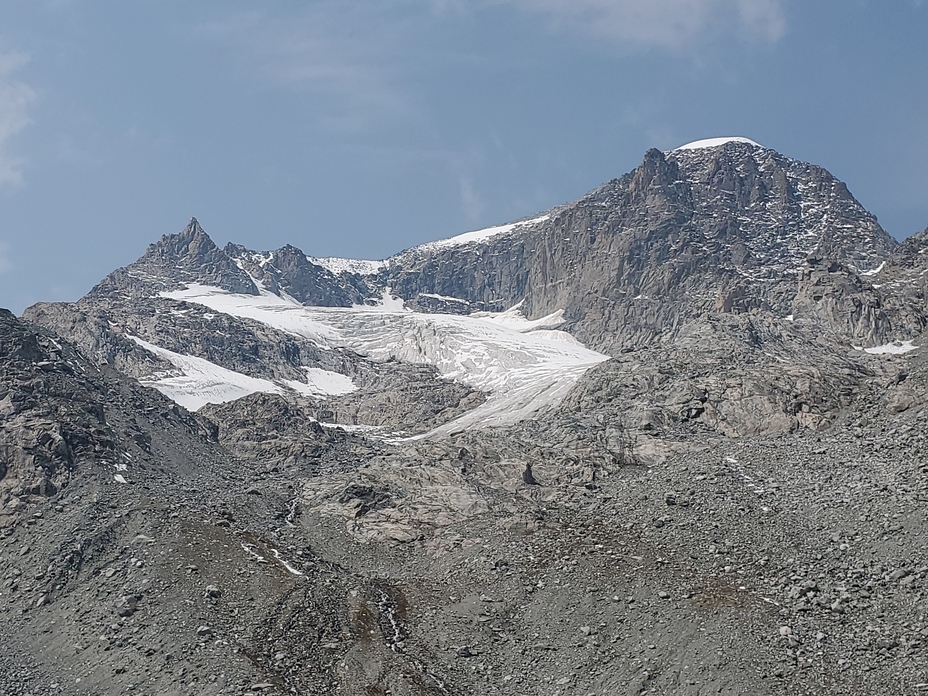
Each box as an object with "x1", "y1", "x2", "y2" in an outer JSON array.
[
  {"x1": 418, "y1": 292, "x2": 468, "y2": 304},
  {"x1": 129, "y1": 334, "x2": 356, "y2": 408},
  {"x1": 283, "y1": 367, "x2": 357, "y2": 397},
  {"x1": 128, "y1": 335, "x2": 284, "y2": 410},
  {"x1": 477, "y1": 301, "x2": 567, "y2": 332},
  {"x1": 860, "y1": 261, "x2": 886, "y2": 277},
  {"x1": 308, "y1": 256, "x2": 385, "y2": 275},
  {"x1": 319, "y1": 422, "x2": 380, "y2": 433},
  {"x1": 240, "y1": 543, "x2": 266, "y2": 563},
  {"x1": 855, "y1": 340, "x2": 918, "y2": 355},
  {"x1": 673, "y1": 137, "x2": 763, "y2": 151},
  {"x1": 359, "y1": 288, "x2": 407, "y2": 312},
  {"x1": 270, "y1": 549, "x2": 305, "y2": 576},
  {"x1": 413, "y1": 215, "x2": 550, "y2": 252}
]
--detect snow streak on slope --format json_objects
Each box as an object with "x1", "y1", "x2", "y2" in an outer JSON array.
[
  {"x1": 128, "y1": 336, "x2": 284, "y2": 410},
  {"x1": 855, "y1": 340, "x2": 918, "y2": 355},
  {"x1": 412, "y1": 215, "x2": 550, "y2": 252},
  {"x1": 284, "y1": 368, "x2": 357, "y2": 397},
  {"x1": 128, "y1": 335, "x2": 356, "y2": 410},
  {"x1": 160, "y1": 284, "x2": 609, "y2": 434}
]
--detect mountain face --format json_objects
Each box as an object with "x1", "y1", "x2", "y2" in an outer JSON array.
[
  {"x1": 9, "y1": 138, "x2": 928, "y2": 695},
  {"x1": 27, "y1": 139, "x2": 923, "y2": 441},
  {"x1": 385, "y1": 141, "x2": 901, "y2": 351},
  {"x1": 81, "y1": 141, "x2": 908, "y2": 357}
]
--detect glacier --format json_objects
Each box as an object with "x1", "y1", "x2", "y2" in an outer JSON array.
[{"x1": 160, "y1": 283, "x2": 609, "y2": 434}]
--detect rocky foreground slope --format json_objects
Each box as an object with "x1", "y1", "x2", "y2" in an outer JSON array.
[{"x1": 4, "y1": 138, "x2": 928, "y2": 695}]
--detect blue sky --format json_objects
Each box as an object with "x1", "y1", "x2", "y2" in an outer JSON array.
[{"x1": 1, "y1": 0, "x2": 926, "y2": 313}]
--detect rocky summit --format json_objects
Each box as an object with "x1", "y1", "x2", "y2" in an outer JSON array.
[{"x1": 5, "y1": 138, "x2": 928, "y2": 695}]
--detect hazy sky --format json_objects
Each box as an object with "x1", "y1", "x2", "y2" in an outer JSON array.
[{"x1": 1, "y1": 1, "x2": 926, "y2": 313}]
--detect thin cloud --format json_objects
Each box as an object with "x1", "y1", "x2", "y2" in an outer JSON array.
[
  {"x1": 499, "y1": 0, "x2": 786, "y2": 47},
  {"x1": 0, "y1": 51, "x2": 35, "y2": 187},
  {"x1": 734, "y1": 0, "x2": 787, "y2": 42},
  {"x1": 0, "y1": 242, "x2": 11, "y2": 275},
  {"x1": 194, "y1": 1, "x2": 785, "y2": 138},
  {"x1": 458, "y1": 176, "x2": 485, "y2": 221},
  {"x1": 197, "y1": 6, "x2": 415, "y2": 133}
]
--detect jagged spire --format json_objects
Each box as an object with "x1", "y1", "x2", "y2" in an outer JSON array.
[{"x1": 181, "y1": 217, "x2": 206, "y2": 238}]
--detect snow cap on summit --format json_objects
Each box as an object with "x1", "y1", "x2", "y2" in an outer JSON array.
[{"x1": 673, "y1": 137, "x2": 764, "y2": 151}]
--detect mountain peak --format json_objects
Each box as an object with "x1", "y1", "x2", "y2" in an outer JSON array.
[
  {"x1": 85, "y1": 218, "x2": 260, "y2": 298},
  {"x1": 183, "y1": 216, "x2": 204, "y2": 234},
  {"x1": 173, "y1": 217, "x2": 214, "y2": 248},
  {"x1": 673, "y1": 136, "x2": 764, "y2": 151},
  {"x1": 153, "y1": 217, "x2": 221, "y2": 261}
]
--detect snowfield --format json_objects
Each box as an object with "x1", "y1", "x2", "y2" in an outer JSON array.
[
  {"x1": 159, "y1": 284, "x2": 609, "y2": 434},
  {"x1": 163, "y1": 284, "x2": 341, "y2": 347},
  {"x1": 128, "y1": 335, "x2": 357, "y2": 411}
]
